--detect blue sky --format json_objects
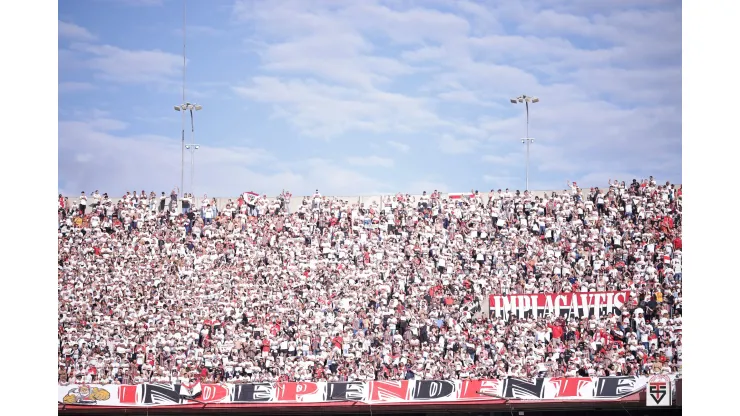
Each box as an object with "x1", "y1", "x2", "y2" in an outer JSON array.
[{"x1": 58, "y1": 0, "x2": 681, "y2": 197}]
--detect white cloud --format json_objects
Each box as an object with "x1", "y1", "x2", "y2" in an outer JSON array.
[
  {"x1": 234, "y1": 77, "x2": 441, "y2": 138},
  {"x1": 437, "y1": 89, "x2": 490, "y2": 106},
  {"x1": 58, "y1": 116, "x2": 390, "y2": 196},
  {"x1": 387, "y1": 140, "x2": 410, "y2": 153},
  {"x1": 231, "y1": 1, "x2": 461, "y2": 139},
  {"x1": 259, "y1": 33, "x2": 417, "y2": 89},
  {"x1": 59, "y1": 21, "x2": 97, "y2": 41},
  {"x1": 438, "y1": 134, "x2": 477, "y2": 154},
  {"x1": 68, "y1": 43, "x2": 182, "y2": 85},
  {"x1": 59, "y1": 81, "x2": 95, "y2": 93},
  {"x1": 347, "y1": 156, "x2": 394, "y2": 168},
  {"x1": 401, "y1": 46, "x2": 447, "y2": 62},
  {"x1": 87, "y1": 118, "x2": 128, "y2": 131}
]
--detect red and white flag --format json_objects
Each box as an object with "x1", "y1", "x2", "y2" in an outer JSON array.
[
  {"x1": 243, "y1": 191, "x2": 259, "y2": 202},
  {"x1": 448, "y1": 193, "x2": 474, "y2": 200}
]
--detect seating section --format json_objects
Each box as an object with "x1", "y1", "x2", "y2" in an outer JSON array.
[{"x1": 57, "y1": 179, "x2": 682, "y2": 385}]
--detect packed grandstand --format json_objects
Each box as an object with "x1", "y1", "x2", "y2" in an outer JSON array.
[{"x1": 57, "y1": 177, "x2": 682, "y2": 386}]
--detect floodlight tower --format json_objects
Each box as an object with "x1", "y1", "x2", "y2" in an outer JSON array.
[
  {"x1": 510, "y1": 94, "x2": 540, "y2": 191},
  {"x1": 174, "y1": 103, "x2": 203, "y2": 194}
]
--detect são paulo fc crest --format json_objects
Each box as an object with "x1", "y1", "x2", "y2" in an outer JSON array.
[{"x1": 646, "y1": 375, "x2": 672, "y2": 406}]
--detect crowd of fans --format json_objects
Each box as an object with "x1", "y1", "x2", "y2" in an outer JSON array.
[{"x1": 58, "y1": 177, "x2": 682, "y2": 385}]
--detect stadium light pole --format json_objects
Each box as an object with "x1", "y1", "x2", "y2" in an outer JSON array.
[
  {"x1": 510, "y1": 95, "x2": 539, "y2": 191},
  {"x1": 174, "y1": 0, "x2": 187, "y2": 195},
  {"x1": 175, "y1": 103, "x2": 203, "y2": 195},
  {"x1": 185, "y1": 143, "x2": 201, "y2": 196}
]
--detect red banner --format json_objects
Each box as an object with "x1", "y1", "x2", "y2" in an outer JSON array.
[
  {"x1": 488, "y1": 291, "x2": 631, "y2": 319},
  {"x1": 58, "y1": 376, "x2": 666, "y2": 406}
]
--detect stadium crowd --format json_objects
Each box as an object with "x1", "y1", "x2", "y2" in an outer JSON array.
[{"x1": 57, "y1": 177, "x2": 682, "y2": 385}]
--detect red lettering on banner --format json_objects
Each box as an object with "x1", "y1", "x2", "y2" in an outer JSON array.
[
  {"x1": 369, "y1": 381, "x2": 410, "y2": 401},
  {"x1": 459, "y1": 380, "x2": 500, "y2": 400},
  {"x1": 276, "y1": 382, "x2": 319, "y2": 402},
  {"x1": 118, "y1": 385, "x2": 138, "y2": 404},
  {"x1": 198, "y1": 384, "x2": 229, "y2": 402},
  {"x1": 549, "y1": 377, "x2": 592, "y2": 398}
]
